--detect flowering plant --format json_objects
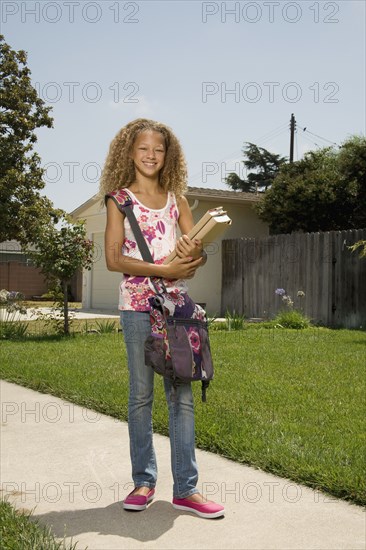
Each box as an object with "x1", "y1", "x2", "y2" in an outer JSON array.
[
  {"x1": 275, "y1": 288, "x2": 305, "y2": 310},
  {"x1": 0, "y1": 289, "x2": 28, "y2": 338},
  {"x1": 0, "y1": 289, "x2": 27, "y2": 317},
  {"x1": 274, "y1": 288, "x2": 309, "y2": 329}
]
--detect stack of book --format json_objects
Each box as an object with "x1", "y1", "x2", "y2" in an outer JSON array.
[{"x1": 164, "y1": 207, "x2": 232, "y2": 263}]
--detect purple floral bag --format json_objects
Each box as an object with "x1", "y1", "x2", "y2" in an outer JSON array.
[{"x1": 144, "y1": 289, "x2": 214, "y2": 401}]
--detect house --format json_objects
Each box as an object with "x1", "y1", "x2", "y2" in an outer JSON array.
[{"x1": 71, "y1": 187, "x2": 269, "y2": 315}]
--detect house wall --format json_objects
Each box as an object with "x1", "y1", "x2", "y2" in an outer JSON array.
[
  {"x1": 78, "y1": 201, "x2": 122, "y2": 311},
  {"x1": 76, "y1": 198, "x2": 269, "y2": 315}
]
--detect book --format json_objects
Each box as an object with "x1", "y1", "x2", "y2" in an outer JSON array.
[{"x1": 164, "y1": 207, "x2": 232, "y2": 263}]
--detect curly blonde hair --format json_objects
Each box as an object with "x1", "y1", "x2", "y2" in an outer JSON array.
[{"x1": 99, "y1": 118, "x2": 188, "y2": 199}]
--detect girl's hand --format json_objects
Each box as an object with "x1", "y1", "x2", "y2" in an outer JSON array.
[
  {"x1": 175, "y1": 235, "x2": 203, "y2": 260},
  {"x1": 162, "y1": 256, "x2": 203, "y2": 280}
]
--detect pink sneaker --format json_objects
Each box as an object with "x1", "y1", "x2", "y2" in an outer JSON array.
[
  {"x1": 123, "y1": 488, "x2": 155, "y2": 511},
  {"x1": 172, "y1": 497, "x2": 225, "y2": 519}
]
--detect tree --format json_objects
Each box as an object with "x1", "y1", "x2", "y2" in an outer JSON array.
[
  {"x1": 0, "y1": 35, "x2": 57, "y2": 245},
  {"x1": 255, "y1": 135, "x2": 366, "y2": 234},
  {"x1": 349, "y1": 241, "x2": 366, "y2": 258},
  {"x1": 337, "y1": 135, "x2": 366, "y2": 229},
  {"x1": 28, "y1": 216, "x2": 94, "y2": 335},
  {"x1": 225, "y1": 142, "x2": 287, "y2": 193}
]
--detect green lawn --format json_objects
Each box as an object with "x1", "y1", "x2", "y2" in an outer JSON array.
[
  {"x1": 0, "y1": 499, "x2": 79, "y2": 550},
  {"x1": 1, "y1": 326, "x2": 365, "y2": 506}
]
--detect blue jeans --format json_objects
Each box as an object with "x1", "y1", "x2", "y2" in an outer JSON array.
[{"x1": 120, "y1": 310, "x2": 199, "y2": 498}]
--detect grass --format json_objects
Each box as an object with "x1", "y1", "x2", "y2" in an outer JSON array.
[
  {"x1": 0, "y1": 498, "x2": 79, "y2": 550},
  {"x1": 23, "y1": 301, "x2": 82, "y2": 309},
  {"x1": 0, "y1": 326, "x2": 365, "y2": 506},
  {"x1": 3, "y1": 318, "x2": 121, "y2": 337}
]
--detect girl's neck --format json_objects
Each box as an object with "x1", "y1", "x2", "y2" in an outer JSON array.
[{"x1": 129, "y1": 175, "x2": 164, "y2": 196}]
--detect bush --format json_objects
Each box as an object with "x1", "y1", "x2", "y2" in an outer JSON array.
[
  {"x1": 0, "y1": 289, "x2": 28, "y2": 339},
  {"x1": 226, "y1": 310, "x2": 246, "y2": 330},
  {"x1": 273, "y1": 309, "x2": 311, "y2": 329}
]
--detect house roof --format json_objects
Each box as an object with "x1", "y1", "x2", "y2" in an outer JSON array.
[
  {"x1": 187, "y1": 187, "x2": 261, "y2": 203},
  {"x1": 0, "y1": 240, "x2": 26, "y2": 254},
  {"x1": 71, "y1": 186, "x2": 261, "y2": 217},
  {"x1": 0, "y1": 240, "x2": 38, "y2": 254}
]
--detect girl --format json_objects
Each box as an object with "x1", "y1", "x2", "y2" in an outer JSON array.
[{"x1": 100, "y1": 118, "x2": 224, "y2": 519}]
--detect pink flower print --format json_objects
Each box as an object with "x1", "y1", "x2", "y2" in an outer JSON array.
[
  {"x1": 192, "y1": 304, "x2": 206, "y2": 321},
  {"x1": 135, "y1": 285, "x2": 151, "y2": 297},
  {"x1": 151, "y1": 314, "x2": 164, "y2": 337},
  {"x1": 170, "y1": 203, "x2": 178, "y2": 220},
  {"x1": 126, "y1": 277, "x2": 147, "y2": 288},
  {"x1": 131, "y1": 296, "x2": 149, "y2": 310},
  {"x1": 130, "y1": 286, "x2": 153, "y2": 310},
  {"x1": 138, "y1": 214, "x2": 148, "y2": 223},
  {"x1": 142, "y1": 226, "x2": 156, "y2": 244},
  {"x1": 151, "y1": 235, "x2": 170, "y2": 259},
  {"x1": 156, "y1": 220, "x2": 166, "y2": 235},
  {"x1": 163, "y1": 338, "x2": 171, "y2": 360},
  {"x1": 169, "y1": 292, "x2": 186, "y2": 307},
  {"x1": 188, "y1": 327, "x2": 201, "y2": 354},
  {"x1": 153, "y1": 310, "x2": 165, "y2": 330},
  {"x1": 123, "y1": 238, "x2": 137, "y2": 253}
]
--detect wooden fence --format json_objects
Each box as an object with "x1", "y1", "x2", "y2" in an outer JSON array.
[{"x1": 222, "y1": 229, "x2": 366, "y2": 328}]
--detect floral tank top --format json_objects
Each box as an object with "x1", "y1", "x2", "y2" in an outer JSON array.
[{"x1": 112, "y1": 188, "x2": 188, "y2": 312}]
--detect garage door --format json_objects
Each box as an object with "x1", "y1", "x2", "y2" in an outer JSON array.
[{"x1": 91, "y1": 232, "x2": 122, "y2": 310}]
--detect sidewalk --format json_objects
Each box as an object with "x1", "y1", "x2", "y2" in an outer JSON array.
[
  {"x1": 16, "y1": 307, "x2": 229, "y2": 323},
  {"x1": 17, "y1": 307, "x2": 120, "y2": 322},
  {"x1": 1, "y1": 380, "x2": 365, "y2": 550}
]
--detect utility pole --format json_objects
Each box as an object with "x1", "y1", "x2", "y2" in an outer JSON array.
[{"x1": 289, "y1": 113, "x2": 296, "y2": 163}]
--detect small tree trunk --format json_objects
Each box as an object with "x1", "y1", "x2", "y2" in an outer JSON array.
[{"x1": 62, "y1": 279, "x2": 69, "y2": 335}]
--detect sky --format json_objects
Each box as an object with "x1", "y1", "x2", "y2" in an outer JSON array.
[{"x1": 2, "y1": 0, "x2": 365, "y2": 213}]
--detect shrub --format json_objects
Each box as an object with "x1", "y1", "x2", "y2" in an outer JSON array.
[
  {"x1": 273, "y1": 309, "x2": 311, "y2": 329},
  {"x1": 0, "y1": 289, "x2": 28, "y2": 339},
  {"x1": 226, "y1": 310, "x2": 246, "y2": 330},
  {"x1": 274, "y1": 287, "x2": 310, "y2": 329}
]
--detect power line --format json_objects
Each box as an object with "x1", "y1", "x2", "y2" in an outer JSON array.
[
  {"x1": 189, "y1": 122, "x2": 290, "y2": 182},
  {"x1": 259, "y1": 126, "x2": 289, "y2": 147},
  {"x1": 296, "y1": 131, "x2": 322, "y2": 150},
  {"x1": 297, "y1": 122, "x2": 338, "y2": 146},
  {"x1": 190, "y1": 117, "x2": 336, "y2": 183},
  {"x1": 255, "y1": 122, "x2": 289, "y2": 144}
]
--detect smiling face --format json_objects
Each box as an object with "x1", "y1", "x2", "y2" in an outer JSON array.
[{"x1": 130, "y1": 130, "x2": 166, "y2": 182}]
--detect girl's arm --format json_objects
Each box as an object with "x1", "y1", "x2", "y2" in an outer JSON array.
[
  {"x1": 176, "y1": 196, "x2": 207, "y2": 264},
  {"x1": 104, "y1": 199, "x2": 203, "y2": 278}
]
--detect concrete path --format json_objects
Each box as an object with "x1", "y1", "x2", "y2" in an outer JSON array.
[
  {"x1": 1, "y1": 380, "x2": 365, "y2": 550},
  {"x1": 16, "y1": 307, "x2": 229, "y2": 323},
  {"x1": 16, "y1": 307, "x2": 120, "y2": 322}
]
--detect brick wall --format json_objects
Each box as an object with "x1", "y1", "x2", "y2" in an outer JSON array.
[
  {"x1": 0, "y1": 262, "x2": 83, "y2": 301},
  {"x1": 0, "y1": 262, "x2": 48, "y2": 299}
]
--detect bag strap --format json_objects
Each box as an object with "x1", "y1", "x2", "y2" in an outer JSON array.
[
  {"x1": 106, "y1": 190, "x2": 154, "y2": 264},
  {"x1": 105, "y1": 189, "x2": 166, "y2": 294}
]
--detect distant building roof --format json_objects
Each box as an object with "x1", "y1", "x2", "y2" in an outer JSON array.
[
  {"x1": 71, "y1": 186, "x2": 261, "y2": 217},
  {"x1": 187, "y1": 187, "x2": 261, "y2": 203},
  {"x1": 0, "y1": 240, "x2": 39, "y2": 258}
]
